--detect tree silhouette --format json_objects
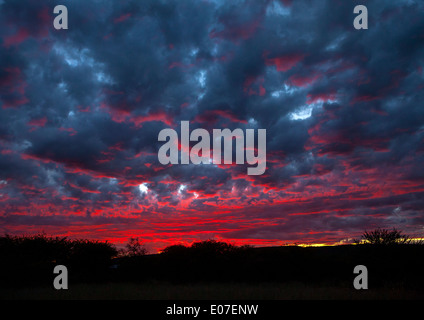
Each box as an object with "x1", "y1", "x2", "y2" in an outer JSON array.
[
  {"x1": 190, "y1": 239, "x2": 235, "y2": 255},
  {"x1": 161, "y1": 244, "x2": 189, "y2": 255},
  {"x1": 358, "y1": 227, "x2": 411, "y2": 245},
  {"x1": 123, "y1": 237, "x2": 147, "y2": 257}
]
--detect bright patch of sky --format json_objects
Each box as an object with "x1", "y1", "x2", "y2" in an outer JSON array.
[
  {"x1": 18, "y1": 140, "x2": 32, "y2": 151},
  {"x1": 290, "y1": 105, "x2": 314, "y2": 120},
  {"x1": 139, "y1": 183, "x2": 149, "y2": 194},
  {"x1": 95, "y1": 71, "x2": 114, "y2": 84},
  {"x1": 271, "y1": 84, "x2": 299, "y2": 98},
  {"x1": 290, "y1": 102, "x2": 326, "y2": 121},
  {"x1": 178, "y1": 184, "x2": 187, "y2": 194},
  {"x1": 190, "y1": 47, "x2": 199, "y2": 57},
  {"x1": 58, "y1": 81, "x2": 68, "y2": 93},
  {"x1": 197, "y1": 70, "x2": 207, "y2": 88},
  {"x1": 266, "y1": 1, "x2": 291, "y2": 16},
  {"x1": 325, "y1": 34, "x2": 346, "y2": 51},
  {"x1": 196, "y1": 70, "x2": 207, "y2": 100},
  {"x1": 53, "y1": 45, "x2": 94, "y2": 68},
  {"x1": 53, "y1": 44, "x2": 114, "y2": 84}
]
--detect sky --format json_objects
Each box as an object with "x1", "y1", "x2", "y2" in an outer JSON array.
[{"x1": 0, "y1": 0, "x2": 424, "y2": 253}]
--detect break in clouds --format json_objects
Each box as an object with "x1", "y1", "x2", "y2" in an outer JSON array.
[{"x1": 0, "y1": 0, "x2": 423, "y2": 251}]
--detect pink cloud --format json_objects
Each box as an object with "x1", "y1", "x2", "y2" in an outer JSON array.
[
  {"x1": 194, "y1": 109, "x2": 247, "y2": 124},
  {"x1": 243, "y1": 76, "x2": 266, "y2": 96},
  {"x1": 265, "y1": 53, "x2": 305, "y2": 72},
  {"x1": 3, "y1": 28, "x2": 30, "y2": 48},
  {"x1": 306, "y1": 92, "x2": 337, "y2": 104},
  {"x1": 288, "y1": 73, "x2": 322, "y2": 87},
  {"x1": 131, "y1": 110, "x2": 174, "y2": 127},
  {"x1": 27, "y1": 117, "x2": 48, "y2": 131},
  {"x1": 209, "y1": 17, "x2": 262, "y2": 42},
  {"x1": 114, "y1": 13, "x2": 132, "y2": 24}
]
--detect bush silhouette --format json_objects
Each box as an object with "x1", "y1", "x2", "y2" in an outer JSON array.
[
  {"x1": 358, "y1": 227, "x2": 412, "y2": 245},
  {"x1": 156, "y1": 240, "x2": 254, "y2": 282},
  {"x1": 0, "y1": 233, "x2": 118, "y2": 285},
  {"x1": 190, "y1": 239, "x2": 236, "y2": 256},
  {"x1": 121, "y1": 237, "x2": 147, "y2": 257},
  {"x1": 161, "y1": 240, "x2": 246, "y2": 257},
  {"x1": 161, "y1": 244, "x2": 189, "y2": 256},
  {"x1": 70, "y1": 239, "x2": 117, "y2": 266}
]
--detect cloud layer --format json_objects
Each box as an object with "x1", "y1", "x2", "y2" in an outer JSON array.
[{"x1": 1, "y1": 0, "x2": 424, "y2": 251}]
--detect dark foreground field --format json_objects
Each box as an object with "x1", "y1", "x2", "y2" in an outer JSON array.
[
  {"x1": 2, "y1": 281, "x2": 424, "y2": 300},
  {"x1": 2, "y1": 236, "x2": 424, "y2": 300}
]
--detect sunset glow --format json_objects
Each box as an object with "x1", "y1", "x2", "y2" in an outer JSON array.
[{"x1": 1, "y1": 0, "x2": 424, "y2": 253}]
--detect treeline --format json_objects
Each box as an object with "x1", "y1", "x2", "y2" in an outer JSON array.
[
  {"x1": 0, "y1": 233, "x2": 117, "y2": 286},
  {"x1": 2, "y1": 231, "x2": 424, "y2": 289},
  {"x1": 117, "y1": 240, "x2": 255, "y2": 283},
  {"x1": 130, "y1": 240, "x2": 424, "y2": 288}
]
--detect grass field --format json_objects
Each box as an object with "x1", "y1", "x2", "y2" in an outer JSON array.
[{"x1": 2, "y1": 281, "x2": 423, "y2": 300}]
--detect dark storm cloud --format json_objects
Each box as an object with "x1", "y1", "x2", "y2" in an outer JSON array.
[{"x1": 1, "y1": 0, "x2": 424, "y2": 248}]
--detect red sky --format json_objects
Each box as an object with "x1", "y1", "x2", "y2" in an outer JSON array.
[{"x1": 1, "y1": 0, "x2": 424, "y2": 253}]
